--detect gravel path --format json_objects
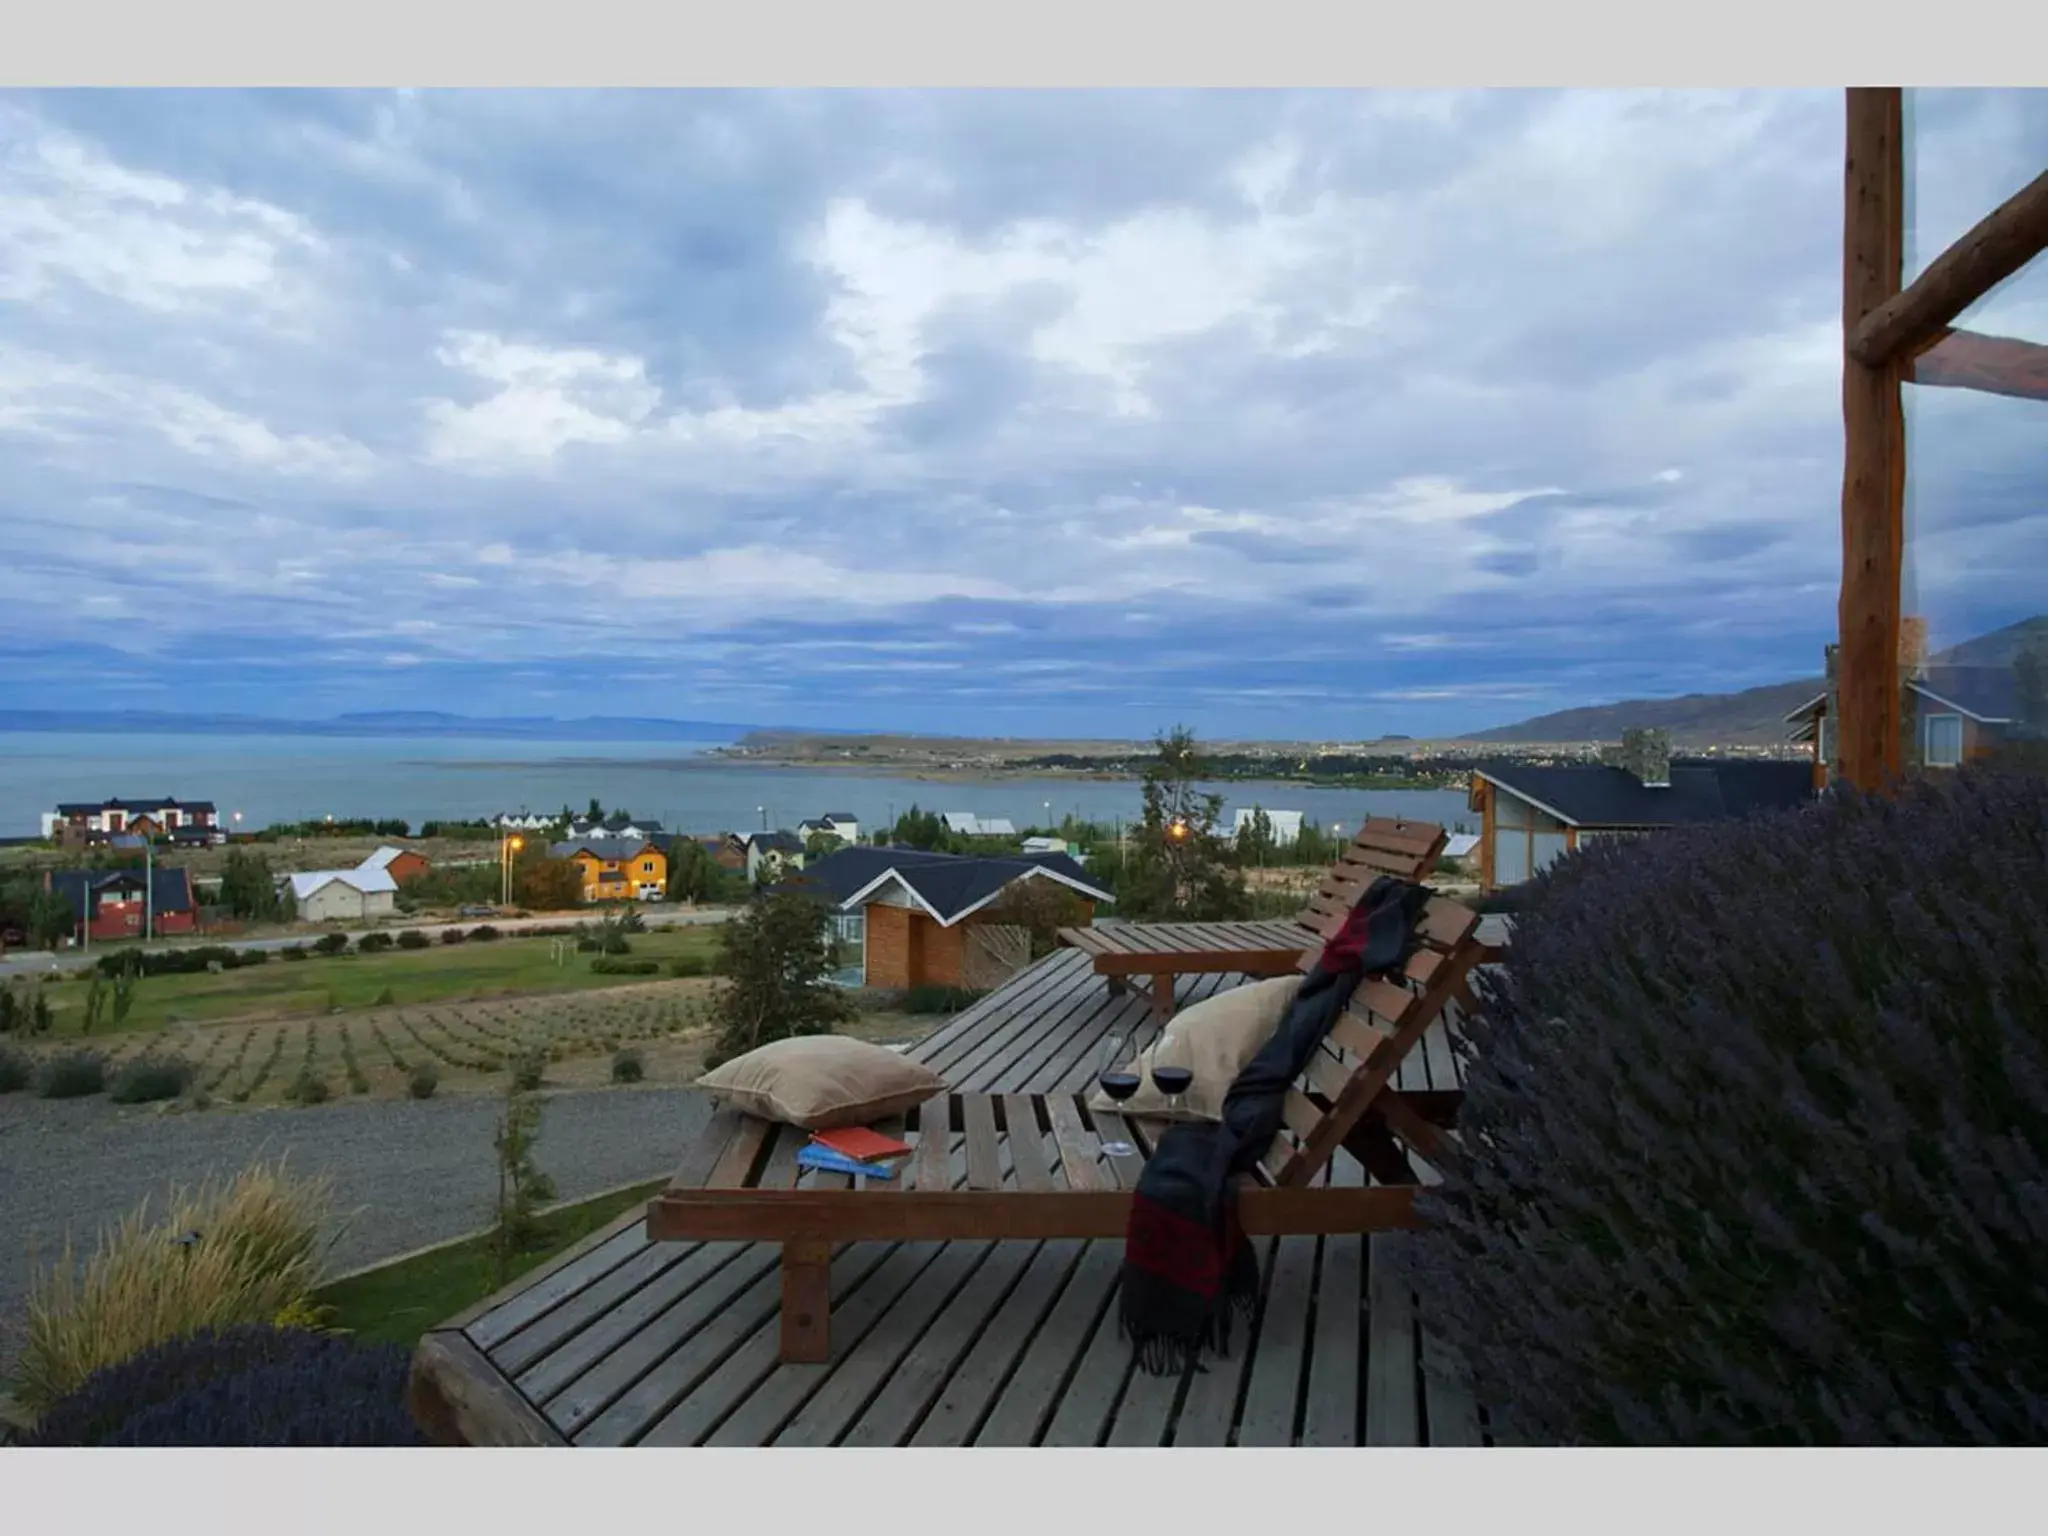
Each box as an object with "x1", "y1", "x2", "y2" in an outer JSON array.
[{"x1": 0, "y1": 1085, "x2": 712, "y2": 1378}]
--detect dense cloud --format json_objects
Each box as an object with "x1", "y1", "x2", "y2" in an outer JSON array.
[{"x1": 2, "y1": 88, "x2": 2044, "y2": 737}]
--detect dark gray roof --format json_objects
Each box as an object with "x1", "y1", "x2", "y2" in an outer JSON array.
[
  {"x1": 778, "y1": 846, "x2": 1111, "y2": 924},
  {"x1": 48, "y1": 867, "x2": 196, "y2": 917},
  {"x1": 823, "y1": 812, "x2": 857, "y2": 823},
  {"x1": 54, "y1": 797, "x2": 215, "y2": 815},
  {"x1": 1474, "y1": 757, "x2": 1815, "y2": 829},
  {"x1": 551, "y1": 837, "x2": 656, "y2": 862},
  {"x1": 752, "y1": 830, "x2": 805, "y2": 854}
]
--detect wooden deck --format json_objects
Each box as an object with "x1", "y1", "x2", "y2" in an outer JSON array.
[{"x1": 411, "y1": 928, "x2": 1511, "y2": 1448}]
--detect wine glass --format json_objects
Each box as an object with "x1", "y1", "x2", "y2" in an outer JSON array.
[
  {"x1": 1095, "y1": 1032, "x2": 1139, "y2": 1159},
  {"x1": 1150, "y1": 1028, "x2": 1194, "y2": 1120}
]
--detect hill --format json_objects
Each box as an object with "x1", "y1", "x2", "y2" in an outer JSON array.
[{"x1": 1462, "y1": 614, "x2": 2046, "y2": 747}]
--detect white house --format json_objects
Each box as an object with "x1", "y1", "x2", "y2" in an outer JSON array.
[
  {"x1": 797, "y1": 813, "x2": 860, "y2": 846},
  {"x1": 1231, "y1": 807, "x2": 1305, "y2": 845},
  {"x1": 745, "y1": 830, "x2": 806, "y2": 884},
  {"x1": 493, "y1": 811, "x2": 556, "y2": 831},
  {"x1": 943, "y1": 812, "x2": 1018, "y2": 838},
  {"x1": 287, "y1": 867, "x2": 399, "y2": 924},
  {"x1": 1020, "y1": 835, "x2": 1070, "y2": 856}
]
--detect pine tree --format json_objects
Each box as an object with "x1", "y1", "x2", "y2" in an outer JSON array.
[{"x1": 1114, "y1": 727, "x2": 1251, "y2": 922}]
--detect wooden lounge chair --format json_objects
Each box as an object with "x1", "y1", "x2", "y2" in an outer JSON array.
[
  {"x1": 1054, "y1": 817, "x2": 1452, "y2": 1021},
  {"x1": 645, "y1": 892, "x2": 1484, "y2": 1363}
]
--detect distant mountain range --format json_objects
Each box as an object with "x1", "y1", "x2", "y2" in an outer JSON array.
[
  {"x1": 1461, "y1": 616, "x2": 2048, "y2": 747},
  {"x1": 0, "y1": 709, "x2": 755, "y2": 741}
]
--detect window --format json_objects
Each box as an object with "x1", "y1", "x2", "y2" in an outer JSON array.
[
  {"x1": 1817, "y1": 714, "x2": 1834, "y2": 769},
  {"x1": 1924, "y1": 713, "x2": 1964, "y2": 768},
  {"x1": 641, "y1": 860, "x2": 656, "y2": 874}
]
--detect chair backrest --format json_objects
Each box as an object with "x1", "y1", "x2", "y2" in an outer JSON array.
[
  {"x1": 1263, "y1": 892, "x2": 1481, "y2": 1188},
  {"x1": 1295, "y1": 818, "x2": 1448, "y2": 930}
]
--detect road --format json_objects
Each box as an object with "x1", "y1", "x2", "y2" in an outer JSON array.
[{"x1": 0, "y1": 905, "x2": 738, "y2": 978}]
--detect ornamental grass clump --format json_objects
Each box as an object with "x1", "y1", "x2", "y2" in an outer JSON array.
[
  {"x1": 1408, "y1": 760, "x2": 2048, "y2": 1445},
  {"x1": 15, "y1": 1158, "x2": 335, "y2": 1416}
]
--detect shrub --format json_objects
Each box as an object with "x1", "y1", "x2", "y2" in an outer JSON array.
[
  {"x1": 508, "y1": 1047, "x2": 547, "y2": 1092},
  {"x1": 1407, "y1": 762, "x2": 2048, "y2": 1446},
  {"x1": 590, "y1": 957, "x2": 660, "y2": 976},
  {"x1": 109, "y1": 1054, "x2": 196, "y2": 1105},
  {"x1": 669, "y1": 953, "x2": 710, "y2": 978},
  {"x1": 311, "y1": 932, "x2": 350, "y2": 956},
  {"x1": 23, "y1": 1325, "x2": 424, "y2": 1446},
  {"x1": 356, "y1": 931, "x2": 394, "y2": 954},
  {"x1": 902, "y1": 984, "x2": 985, "y2": 1015},
  {"x1": 396, "y1": 929, "x2": 431, "y2": 950},
  {"x1": 15, "y1": 1159, "x2": 331, "y2": 1415},
  {"x1": 237, "y1": 949, "x2": 271, "y2": 967},
  {"x1": 284, "y1": 1069, "x2": 329, "y2": 1106},
  {"x1": 0, "y1": 1041, "x2": 33, "y2": 1093},
  {"x1": 610, "y1": 1048, "x2": 645, "y2": 1084},
  {"x1": 407, "y1": 1062, "x2": 439, "y2": 1099},
  {"x1": 373, "y1": 986, "x2": 397, "y2": 1007},
  {"x1": 37, "y1": 1050, "x2": 107, "y2": 1100},
  {"x1": 575, "y1": 935, "x2": 600, "y2": 953},
  {"x1": 469, "y1": 924, "x2": 501, "y2": 942},
  {"x1": 440, "y1": 926, "x2": 468, "y2": 945},
  {"x1": 279, "y1": 944, "x2": 310, "y2": 962}
]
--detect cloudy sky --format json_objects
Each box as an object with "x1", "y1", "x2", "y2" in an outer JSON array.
[{"x1": 2, "y1": 88, "x2": 2044, "y2": 739}]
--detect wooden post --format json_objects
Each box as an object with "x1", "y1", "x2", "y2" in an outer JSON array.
[
  {"x1": 1838, "y1": 88, "x2": 1908, "y2": 793},
  {"x1": 779, "y1": 1241, "x2": 832, "y2": 1363}
]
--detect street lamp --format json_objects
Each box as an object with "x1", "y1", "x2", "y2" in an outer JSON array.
[
  {"x1": 757, "y1": 805, "x2": 767, "y2": 832},
  {"x1": 501, "y1": 834, "x2": 524, "y2": 907}
]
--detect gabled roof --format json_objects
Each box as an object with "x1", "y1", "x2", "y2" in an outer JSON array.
[
  {"x1": 1472, "y1": 757, "x2": 1815, "y2": 829},
  {"x1": 289, "y1": 867, "x2": 399, "y2": 900},
  {"x1": 1913, "y1": 666, "x2": 2017, "y2": 723},
  {"x1": 942, "y1": 813, "x2": 1018, "y2": 837},
  {"x1": 822, "y1": 813, "x2": 858, "y2": 824},
  {"x1": 749, "y1": 830, "x2": 805, "y2": 854},
  {"x1": 54, "y1": 797, "x2": 215, "y2": 815},
  {"x1": 781, "y1": 846, "x2": 1113, "y2": 927},
  {"x1": 357, "y1": 845, "x2": 418, "y2": 873},
  {"x1": 48, "y1": 867, "x2": 197, "y2": 917},
  {"x1": 553, "y1": 837, "x2": 659, "y2": 863}
]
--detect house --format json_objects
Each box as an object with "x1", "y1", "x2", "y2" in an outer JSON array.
[
  {"x1": 744, "y1": 830, "x2": 806, "y2": 884},
  {"x1": 1020, "y1": 835, "x2": 1071, "y2": 856},
  {"x1": 552, "y1": 838, "x2": 669, "y2": 903},
  {"x1": 1231, "y1": 807, "x2": 1305, "y2": 845},
  {"x1": 1786, "y1": 653, "x2": 2023, "y2": 785},
  {"x1": 44, "y1": 797, "x2": 219, "y2": 839},
  {"x1": 797, "y1": 813, "x2": 860, "y2": 846},
  {"x1": 1466, "y1": 728, "x2": 1816, "y2": 893},
  {"x1": 359, "y1": 845, "x2": 431, "y2": 886},
  {"x1": 780, "y1": 846, "x2": 1114, "y2": 991},
  {"x1": 565, "y1": 815, "x2": 664, "y2": 844},
  {"x1": 1443, "y1": 832, "x2": 1481, "y2": 862},
  {"x1": 942, "y1": 813, "x2": 1018, "y2": 839},
  {"x1": 707, "y1": 834, "x2": 749, "y2": 872},
  {"x1": 288, "y1": 868, "x2": 399, "y2": 924},
  {"x1": 170, "y1": 823, "x2": 226, "y2": 850},
  {"x1": 47, "y1": 868, "x2": 201, "y2": 941},
  {"x1": 493, "y1": 811, "x2": 557, "y2": 832}
]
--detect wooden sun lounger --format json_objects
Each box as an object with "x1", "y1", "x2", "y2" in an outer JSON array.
[
  {"x1": 646, "y1": 894, "x2": 1485, "y2": 1363},
  {"x1": 1054, "y1": 817, "x2": 1453, "y2": 1021}
]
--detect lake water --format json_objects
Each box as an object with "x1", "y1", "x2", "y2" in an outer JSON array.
[{"x1": 0, "y1": 733, "x2": 1476, "y2": 840}]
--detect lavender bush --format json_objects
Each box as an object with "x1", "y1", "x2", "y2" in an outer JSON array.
[
  {"x1": 24, "y1": 1325, "x2": 423, "y2": 1447},
  {"x1": 1409, "y1": 760, "x2": 2048, "y2": 1445}
]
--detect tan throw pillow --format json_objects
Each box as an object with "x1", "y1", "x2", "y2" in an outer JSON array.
[
  {"x1": 695, "y1": 1035, "x2": 948, "y2": 1130},
  {"x1": 1088, "y1": 974, "x2": 1301, "y2": 1122}
]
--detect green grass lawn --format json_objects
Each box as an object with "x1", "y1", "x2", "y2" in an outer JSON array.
[
  {"x1": 36, "y1": 926, "x2": 723, "y2": 1036},
  {"x1": 314, "y1": 1181, "x2": 665, "y2": 1351}
]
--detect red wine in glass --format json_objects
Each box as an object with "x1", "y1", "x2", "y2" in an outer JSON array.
[
  {"x1": 1095, "y1": 1035, "x2": 1138, "y2": 1158},
  {"x1": 1151, "y1": 1065, "x2": 1194, "y2": 1117}
]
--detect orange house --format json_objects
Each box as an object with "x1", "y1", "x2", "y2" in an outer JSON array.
[{"x1": 555, "y1": 837, "x2": 668, "y2": 903}]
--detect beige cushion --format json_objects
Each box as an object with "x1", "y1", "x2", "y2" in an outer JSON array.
[
  {"x1": 1087, "y1": 974, "x2": 1301, "y2": 1122},
  {"x1": 695, "y1": 1035, "x2": 948, "y2": 1130}
]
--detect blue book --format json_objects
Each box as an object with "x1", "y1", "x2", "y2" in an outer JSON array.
[{"x1": 797, "y1": 1144, "x2": 896, "y2": 1180}]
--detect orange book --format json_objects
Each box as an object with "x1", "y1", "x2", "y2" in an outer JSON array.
[{"x1": 811, "y1": 1126, "x2": 912, "y2": 1162}]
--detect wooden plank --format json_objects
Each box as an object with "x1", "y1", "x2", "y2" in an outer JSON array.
[
  {"x1": 910, "y1": 1237, "x2": 1089, "y2": 1446},
  {"x1": 410, "y1": 1330, "x2": 567, "y2": 1447},
  {"x1": 516, "y1": 1242, "x2": 751, "y2": 1411},
  {"x1": 465, "y1": 1224, "x2": 651, "y2": 1352},
  {"x1": 972, "y1": 1239, "x2": 1125, "y2": 1445},
  {"x1": 1908, "y1": 327, "x2": 2048, "y2": 403},
  {"x1": 1364, "y1": 1232, "x2": 1419, "y2": 1446},
  {"x1": 708, "y1": 1115, "x2": 772, "y2": 1188},
  {"x1": 962, "y1": 1093, "x2": 1003, "y2": 1191},
  {"x1": 1044, "y1": 1093, "x2": 1104, "y2": 1191},
  {"x1": 1420, "y1": 1321, "x2": 1485, "y2": 1447},
  {"x1": 1166, "y1": 1235, "x2": 1276, "y2": 1446},
  {"x1": 1236, "y1": 1226, "x2": 1318, "y2": 1446},
  {"x1": 912, "y1": 1094, "x2": 951, "y2": 1193},
  {"x1": 1301, "y1": 1161, "x2": 1365, "y2": 1447},
  {"x1": 495, "y1": 1238, "x2": 705, "y2": 1380},
  {"x1": 780, "y1": 1240, "x2": 833, "y2": 1363},
  {"x1": 1839, "y1": 85, "x2": 1907, "y2": 794},
  {"x1": 1849, "y1": 165, "x2": 2048, "y2": 367},
  {"x1": 1003, "y1": 1094, "x2": 1054, "y2": 1192},
  {"x1": 1037, "y1": 1283, "x2": 1136, "y2": 1446},
  {"x1": 665, "y1": 1108, "x2": 745, "y2": 1192}
]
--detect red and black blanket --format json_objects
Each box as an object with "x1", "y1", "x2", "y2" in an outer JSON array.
[{"x1": 1118, "y1": 875, "x2": 1434, "y2": 1375}]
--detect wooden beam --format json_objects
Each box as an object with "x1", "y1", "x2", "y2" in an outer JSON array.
[
  {"x1": 1839, "y1": 87, "x2": 1908, "y2": 793},
  {"x1": 1906, "y1": 327, "x2": 2048, "y2": 404},
  {"x1": 1849, "y1": 165, "x2": 2048, "y2": 368}
]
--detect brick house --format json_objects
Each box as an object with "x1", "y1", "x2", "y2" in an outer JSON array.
[
  {"x1": 359, "y1": 845, "x2": 432, "y2": 886},
  {"x1": 782, "y1": 846, "x2": 1113, "y2": 991},
  {"x1": 47, "y1": 867, "x2": 201, "y2": 941},
  {"x1": 43, "y1": 797, "x2": 219, "y2": 840}
]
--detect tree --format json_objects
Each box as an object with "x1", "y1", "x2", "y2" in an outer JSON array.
[
  {"x1": 707, "y1": 888, "x2": 856, "y2": 1068},
  {"x1": 586, "y1": 797, "x2": 605, "y2": 823},
  {"x1": 1236, "y1": 805, "x2": 1277, "y2": 869},
  {"x1": 666, "y1": 839, "x2": 727, "y2": 904},
  {"x1": 1114, "y1": 726, "x2": 1250, "y2": 922},
  {"x1": 220, "y1": 849, "x2": 288, "y2": 922},
  {"x1": 511, "y1": 845, "x2": 584, "y2": 911},
  {"x1": 26, "y1": 885, "x2": 75, "y2": 949},
  {"x1": 804, "y1": 832, "x2": 842, "y2": 860},
  {"x1": 887, "y1": 805, "x2": 969, "y2": 854},
  {"x1": 981, "y1": 878, "x2": 1096, "y2": 959}
]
